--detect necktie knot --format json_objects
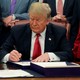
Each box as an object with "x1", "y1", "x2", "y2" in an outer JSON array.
[{"x1": 36, "y1": 33, "x2": 40, "y2": 37}]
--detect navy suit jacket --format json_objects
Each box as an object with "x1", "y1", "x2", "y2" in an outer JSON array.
[
  {"x1": 0, "y1": 23, "x2": 73, "y2": 61},
  {"x1": 70, "y1": 0, "x2": 80, "y2": 48},
  {"x1": 43, "y1": 0, "x2": 75, "y2": 23}
]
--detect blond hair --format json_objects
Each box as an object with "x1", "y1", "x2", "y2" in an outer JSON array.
[{"x1": 29, "y1": 2, "x2": 51, "y2": 19}]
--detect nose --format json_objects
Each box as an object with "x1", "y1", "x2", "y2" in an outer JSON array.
[{"x1": 33, "y1": 20, "x2": 37, "y2": 25}]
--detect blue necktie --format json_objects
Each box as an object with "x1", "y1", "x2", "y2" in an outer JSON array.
[{"x1": 10, "y1": 0, "x2": 16, "y2": 14}]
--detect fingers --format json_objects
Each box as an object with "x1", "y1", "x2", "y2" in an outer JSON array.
[
  {"x1": 8, "y1": 20, "x2": 20, "y2": 27},
  {"x1": 32, "y1": 53, "x2": 49, "y2": 62},
  {"x1": 9, "y1": 50, "x2": 22, "y2": 62},
  {"x1": 52, "y1": 14, "x2": 67, "y2": 23}
]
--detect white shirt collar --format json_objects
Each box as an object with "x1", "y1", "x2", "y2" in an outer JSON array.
[{"x1": 32, "y1": 28, "x2": 46, "y2": 38}]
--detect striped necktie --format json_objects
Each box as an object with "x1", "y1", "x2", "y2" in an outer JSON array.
[{"x1": 10, "y1": 0, "x2": 16, "y2": 14}]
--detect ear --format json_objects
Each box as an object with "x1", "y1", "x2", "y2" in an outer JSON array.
[{"x1": 46, "y1": 18, "x2": 50, "y2": 25}]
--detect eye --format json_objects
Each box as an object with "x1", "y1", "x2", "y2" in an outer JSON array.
[
  {"x1": 30, "y1": 18, "x2": 34, "y2": 21},
  {"x1": 36, "y1": 19, "x2": 41, "y2": 22}
]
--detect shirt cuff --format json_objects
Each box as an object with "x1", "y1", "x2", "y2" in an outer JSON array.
[
  {"x1": 2, "y1": 53, "x2": 10, "y2": 63},
  {"x1": 48, "y1": 52, "x2": 60, "y2": 61},
  {"x1": 12, "y1": 14, "x2": 16, "y2": 20}
]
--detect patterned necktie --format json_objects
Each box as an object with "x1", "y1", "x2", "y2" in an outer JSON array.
[
  {"x1": 57, "y1": 0, "x2": 63, "y2": 15},
  {"x1": 32, "y1": 34, "x2": 41, "y2": 60},
  {"x1": 10, "y1": 0, "x2": 16, "y2": 14}
]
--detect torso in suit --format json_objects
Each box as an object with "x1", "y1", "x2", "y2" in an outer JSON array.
[
  {"x1": 70, "y1": 0, "x2": 80, "y2": 48},
  {"x1": 0, "y1": 0, "x2": 37, "y2": 20},
  {"x1": 43, "y1": 0, "x2": 75, "y2": 23},
  {"x1": 0, "y1": 23, "x2": 73, "y2": 61}
]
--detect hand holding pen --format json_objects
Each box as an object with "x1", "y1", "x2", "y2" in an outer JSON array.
[{"x1": 9, "y1": 50, "x2": 22, "y2": 62}]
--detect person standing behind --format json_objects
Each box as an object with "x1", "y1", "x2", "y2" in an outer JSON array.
[
  {"x1": 0, "y1": 0, "x2": 37, "y2": 47},
  {"x1": 43, "y1": 0, "x2": 75, "y2": 40},
  {"x1": 0, "y1": 2, "x2": 73, "y2": 62},
  {"x1": 70, "y1": 0, "x2": 80, "y2": 61}
]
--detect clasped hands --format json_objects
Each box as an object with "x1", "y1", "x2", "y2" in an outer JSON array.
[
  {"x1": 3, "y1": 15, "x2": 19, "y2": 27},
  {"x1": 51, "y1": 13, "x2": 67, "y2": 27},
  {"x1": 51, "y1": 14, "x2": 70, "y2": 39},
  {"x1": 9, "y1": 50, "x2": 50, "y2": 62}
]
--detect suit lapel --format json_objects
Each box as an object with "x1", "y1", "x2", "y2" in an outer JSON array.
[
  {"x1": 49, "y1": 0, "x2": 56, "y2": 15},
  {"x1": 63, "y1": 0, "x2": 68, "y2": 13},
  {"x1": 53, "y1": 0, "x2": 56, "y2": 14},
  {"x1": 23, "y1": 26, "x2": 32, "y2": 58},
  {"x1": 6, "y1": 0, "x2": 11, "y2": 14},
  {"x1": 44, "y1": 25, "x2": 55, "y2": 52}
]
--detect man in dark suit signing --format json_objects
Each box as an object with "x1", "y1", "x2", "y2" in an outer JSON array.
[{"x1": 0, "y1": 2, "x2": 73, "y2": 62}]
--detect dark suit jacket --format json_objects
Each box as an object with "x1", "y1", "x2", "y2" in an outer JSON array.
[
  {"x1": 43, "y1": 0, "x2": 75, "y2": 23},
  {"x1": 70, "y1": 0, "x2": 80, "y2": 48},
  {"x1": 0, "y1": 23, "x2": 73, "y2": 61}
]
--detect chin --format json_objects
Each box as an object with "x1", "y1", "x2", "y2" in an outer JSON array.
[
  {"x1": 33, "y1": 31, "x2": 41, "y2": 34},
  {"x1": 32, "y1": 29, "x2": 39, "y2": 33}
]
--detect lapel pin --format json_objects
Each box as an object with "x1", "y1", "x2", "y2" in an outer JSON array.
[{"x1": 49, "y1": 38, "x2": 51, "y2": 41}]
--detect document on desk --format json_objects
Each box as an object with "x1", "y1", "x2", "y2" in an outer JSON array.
[
  {"x1": 31, "y1": 62, "x2": 67, "y2": 68},
  {"x1": 12, "y1": 61, "x2": 30, "y2": 66},
  {"x1": 0, "y1": 69, "x2": 33, "y2": 78}
]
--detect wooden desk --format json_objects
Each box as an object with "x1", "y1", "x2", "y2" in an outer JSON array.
[{"x1": 0, "y1": 63, "x2": 80, "y2": 80}]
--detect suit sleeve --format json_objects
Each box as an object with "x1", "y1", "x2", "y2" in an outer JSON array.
[
  {"x1": 14, "y1": 0, "x2": 37, "y2": 20},
  {"x1": 54, "y1": 29, "x2": 74, "y2": 61},
  {"x1": 0, "y1": 29, "x2": 15, "y2": 61}
]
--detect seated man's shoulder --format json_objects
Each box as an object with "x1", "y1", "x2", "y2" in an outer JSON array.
[
  {"x1": 48, "y1": 23, "x2": 66, "y2": 34},
  {"x1": 11, "y1": 24, "x2": 30, "y2": 32}
]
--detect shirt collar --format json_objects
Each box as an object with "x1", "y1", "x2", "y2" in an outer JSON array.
[{"x1": 32, "y1": 28, "x2": 46, "y2": 38}]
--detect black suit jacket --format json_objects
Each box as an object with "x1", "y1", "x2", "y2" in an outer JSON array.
[
  {"x1": 0, "y1": 23, "x2": 73, "y2": 61},
  {"x1": 43, "y1": 0, "x2": 75, "y2": 23},
  {"x1": 70, "y1": 0, "x2": 80, "y2": 48}
]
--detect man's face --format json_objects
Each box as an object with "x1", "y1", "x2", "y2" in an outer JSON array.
[{"x1": 29, "y1": 13, "x2": 48, "y2": 33}]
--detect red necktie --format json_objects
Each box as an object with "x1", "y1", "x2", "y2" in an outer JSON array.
[
  {"x1": 32, "y1": 34, "x2": 41, "y2": 59},
  {"x1": 57, "y1": 0, "x2": 63, "y2": 15}
]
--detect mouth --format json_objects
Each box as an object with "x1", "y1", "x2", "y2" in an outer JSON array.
[{"x1": 31, "y1": 26, "x2": 38, "y2": 29}]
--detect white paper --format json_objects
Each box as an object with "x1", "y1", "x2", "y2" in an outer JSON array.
[
  {"x1": 12, "y1": 61, "x2": 30, "y2": 66},
  {"x1": 32, "y1": 62, "x2": 67, "y2": 68},
  {"x1": 0, "y1": 69, "x2": 33, "y2": 78}
]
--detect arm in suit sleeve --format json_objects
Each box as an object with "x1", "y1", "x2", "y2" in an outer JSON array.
[
  {"x1": 14, "y1": 0, "x2": 37, "y2": 20},
  {"x1": 54, "y1": 28, "x2": 74, "y2": 61},
  {"x1": 0, "y1": 29, "x2": 15, "y2": 61}
]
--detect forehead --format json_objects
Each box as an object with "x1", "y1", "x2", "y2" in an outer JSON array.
[
  {"x1": 29, "y1": 13, "x2": 47, "y2": 19},
  {"x1": 30, "y1": 14, "x2": 45, "y2": 18}
]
